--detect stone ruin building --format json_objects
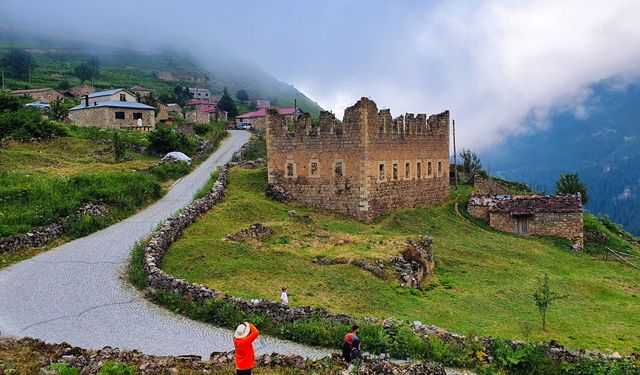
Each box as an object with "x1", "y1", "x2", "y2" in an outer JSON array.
[
  {"x1": 467, "y1": 194, "x2": 584, "y2": 250},
  {"x1": 265, "y1": 97, "x2": 450, "y2": 222}
]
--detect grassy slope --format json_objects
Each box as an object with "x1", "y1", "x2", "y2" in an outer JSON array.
[{"x1": 163, "y1": 167, "x2": 640, "y2": 353}]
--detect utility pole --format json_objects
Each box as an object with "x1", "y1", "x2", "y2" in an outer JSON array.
[{"x1": 453, "y1": 119, "x2": 459, "y2": 189}]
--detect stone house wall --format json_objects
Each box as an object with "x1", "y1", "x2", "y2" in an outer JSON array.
[
  {"x1": 489, "y1": 211, "x2": 583, "y2": 248},
  {"x1": 12, "y1": 88, "x2": 63, "y2": 102},
  {"x1": 266, "y1": 98, "x2": 450, "y2": 222},
  {"x1": 185, "y1": 110, "x2": 210, "y2": 124},
  {"x1": 69, "y1": 106, "x2": 155, "y2": 129},
  {"x1": 467, "y1": 204, "x2": 489, "y2": 222},
  {"x1": 90, "y1": 90, "x2": 137, "y2": 105}
]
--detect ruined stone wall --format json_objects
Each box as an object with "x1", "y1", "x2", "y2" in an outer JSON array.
[
  {"x1": 69, "y1": 107, "x2": 155, "y2": 129},
  {"x1": 266, "y1": 98, "x2": 450, "y2": 222},
  {"x1": 365, "y1": 104, "x2": 450, "y2": 220},
  {"x1": 266, "y1": 103, "x2": 369, "y2": 220},
  {"x1": 489, "y1": 211, "x2": 584, "y2": 249},
  {"x1": 467, "y1": 204, "x2": 490, "y2": 222}
]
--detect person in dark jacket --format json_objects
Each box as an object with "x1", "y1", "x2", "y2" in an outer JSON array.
[{"x1": 342, "y1": 325, "x2": 361, "y2": 364}]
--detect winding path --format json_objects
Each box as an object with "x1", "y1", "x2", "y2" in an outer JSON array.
[{"x1": 0, "y1": 131, "x2": 331, "y2": 359}]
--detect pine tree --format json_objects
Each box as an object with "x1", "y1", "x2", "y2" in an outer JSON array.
[
  {"x1": 217, "y1": 87, "x2": 238, "y2": 118},
  {"x1": 556, "y1": 172, "x2": 589, "y2": 204}
]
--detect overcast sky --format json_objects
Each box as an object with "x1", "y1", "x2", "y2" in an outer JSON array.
[{"x1": 2, "y1": 0, "x2": 640, "y2": 150}]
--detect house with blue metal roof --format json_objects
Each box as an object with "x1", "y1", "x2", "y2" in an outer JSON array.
[{"x1": 69, "y1": 88, "x2": 156, "y2": 130}]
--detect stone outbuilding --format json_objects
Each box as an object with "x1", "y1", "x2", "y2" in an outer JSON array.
[
  {"x1": 11, "y1": 88, "x2": 64, "y2": 102},
  {"x1": 68, "y1": 88, "x2": 155, "y2": 130},
  {"x1": 467, "y1": 194, "x2": 584, "y2": 250}
]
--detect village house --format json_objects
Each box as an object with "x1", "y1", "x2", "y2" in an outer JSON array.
[
  {"x1": 66, "y1": 85, "x2": 96, "y2": 99},
  {"x1": 131, "y1": 85, "x2": 153, "y2": 98},
  {"x1": 467, "y1": 194, "x2": 584, "y2": 250},
  {"x1": 266, "y1": 97, "x2": 450, "y2": 222},
  {"x1": 68, "y1": 88, "x2": 155, "y2": 130},
  {"x1": 11, "y1": 88, "x2": 64, "y2": 103},
  {"x1": 184, "y1": 99, "x2": 227, "y2": 123},
  {"x1": 237, "y1": 107, "x2": 303, "y2": 130},
  {"x1": 187, "y1": 87, "x2": 211, "y2": 100}
]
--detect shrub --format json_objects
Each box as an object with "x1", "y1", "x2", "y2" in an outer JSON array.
[
  {"x1": 96, "y1": 360, "x2": 136, "y2": 375},
  {"x1": 47, "y1": 363, "x2": 79, "y2": 375},
  {"x1": 149, "y1": 161, "x2": 191, "y2": 182},
  {"x1": 128, "y1": 242, "x2": 147, "y2": 290},
  {"x1": 147, "y1": 124, "x2": 198, "y2": 156}
]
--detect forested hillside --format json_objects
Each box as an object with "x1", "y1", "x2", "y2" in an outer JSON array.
[{"x1": 485, "y1": 79, "x2": 640, "y2": 235}]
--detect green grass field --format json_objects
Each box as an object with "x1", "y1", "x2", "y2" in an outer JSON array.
[{"x1": 162, "y1": 167, "x2": 640, "y2": 353}]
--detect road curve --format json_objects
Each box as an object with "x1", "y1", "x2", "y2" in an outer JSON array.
[{"x1": 0, "y1": 130, "x2": 331, "y2": 359}]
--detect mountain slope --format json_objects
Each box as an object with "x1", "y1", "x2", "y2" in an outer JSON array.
[
  {"x1": 484, "y1": 79, "x2": 640, "y2": 235},
  {"x1": 0, "y1": 29, "x2": 324, "y2": 117}
]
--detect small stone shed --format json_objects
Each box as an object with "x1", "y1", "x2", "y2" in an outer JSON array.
[{"x1": 468, "y1": 194, "x2": 584, "y2": 250}]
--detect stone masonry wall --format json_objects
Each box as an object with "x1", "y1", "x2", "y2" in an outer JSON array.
[
  {"x1": 266, "y1": 98, "x2": 450, "y2": 222},
  {"x1": 490, "y1": 211, "x2": 584, "y2": 249},
  {"x1": 69, "y1": 107, "x2": 155, "y2": 129}
]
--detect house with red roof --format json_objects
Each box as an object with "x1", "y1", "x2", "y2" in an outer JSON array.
[
  {"x1": 235, "y1": 107, "x2": 303, "y2": 130},
  {"x1": 184, "y1": 99, "x2": 227, "y2": 124}
]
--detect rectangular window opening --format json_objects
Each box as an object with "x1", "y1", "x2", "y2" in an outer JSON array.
[
  {"x1": 378, "y1": 163, "x2": 385, "y2": 181},
  {"x1": 286, "y1": 163, "x2": 294, "y2": 177},
  {"x1": 392, "y1": 163, "x2": 398, "y2": 180},
  {"x1": 133, "y1": 112, "x2": 143, "y2": 120},
  {"x1": 417, "y1": 162, "x2": 422, "y2": 179},
  {"x1": 335, "y1": 161, "x2": 343, "y2": 177},
  {"x1": 114, "y1": 111, "x2": 125, "y2": 120},
  {"x1": 405, "y1": 162, "x2": 410, "y2": 179},
  {"x1": 310, "y1": 161, "x2": 318, "y2": 176}
]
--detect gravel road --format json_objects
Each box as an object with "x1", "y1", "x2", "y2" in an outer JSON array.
[{"x1": 0, "y1": 130, "x2": 331, "y2": 359}]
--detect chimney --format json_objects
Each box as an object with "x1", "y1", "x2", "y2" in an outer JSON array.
[{"x1": 84, "y1": 95, "x2": 89, "y2": 107}]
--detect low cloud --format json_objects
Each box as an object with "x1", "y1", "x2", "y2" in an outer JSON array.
[{"x1": 2, "y1": 0, "x2": 640, "y2": 150}]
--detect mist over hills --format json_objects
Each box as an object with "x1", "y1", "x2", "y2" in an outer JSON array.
[
  {"x1": 0, "y1": 27, "x2": 324, "y2": 116},
  {"x1": 484, "y1": 79, "x2": 640, "y2": 235}
]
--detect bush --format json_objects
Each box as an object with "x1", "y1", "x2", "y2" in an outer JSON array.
[
  {"x1": 242, "y1": 135, "x2": 267, "y2": 160},
  {"x1": 0, "y1": 108, "x2": 68, "y2": 140},
  {"x1": 96, "y1": 360, "x2": 136, "y2": 375},
  {"x1": 147, "y1": 124, "x2": 198, "y2": 156},
  {"x1": 149, "y1": 161, "x2": 191, "y2": 182},
  {"x1": 128, "y1": 242, "x2": 148, "y2": 290},
  {"x1": 47, "y1": 363, "x2": 79, "y2": 375}
]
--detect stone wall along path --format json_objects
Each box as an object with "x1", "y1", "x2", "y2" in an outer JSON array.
[{"x1": 0, "y1": 130, "x2": 330, "y2": 360}]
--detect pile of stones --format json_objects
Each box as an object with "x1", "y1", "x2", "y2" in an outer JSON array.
[
  {"x1": 393, "y1": 236, "x2": 435, "y2": 288},
  {"x1": 226, "y1": 223, "x2": 273, "y2": 242},
  {"x1": 266, "y1": 183, "x2": 292, "y2": 203}
]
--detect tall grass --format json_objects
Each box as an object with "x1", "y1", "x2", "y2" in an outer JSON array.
[{"x1": 0, "y1": 171, "x2": 161, "y2": 238}]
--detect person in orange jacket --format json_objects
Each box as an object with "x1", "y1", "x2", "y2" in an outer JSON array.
[{"x1": 233, "y1": 321, "x2": 260, "y2": 374}]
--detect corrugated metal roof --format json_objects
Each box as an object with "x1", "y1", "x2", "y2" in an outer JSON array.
[
  {"x1": 88, "y1": 88, "x2": 124, "y2": 98},
  {"x1": 70, "y1": 101, "x2": 155, "y2": 111}
]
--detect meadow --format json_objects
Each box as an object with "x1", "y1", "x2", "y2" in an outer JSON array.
[{"x1": 162, "y1": 167, "x2": 640, "y2": 353}]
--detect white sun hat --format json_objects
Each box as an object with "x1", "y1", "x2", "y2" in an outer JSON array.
[{"x1": 234, "y1": 323, "x2": 250, "y2": 339}]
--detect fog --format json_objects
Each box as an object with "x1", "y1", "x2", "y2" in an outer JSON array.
[{"x1": 2, "y1": 0, "x2": 640, "y2": 150}]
